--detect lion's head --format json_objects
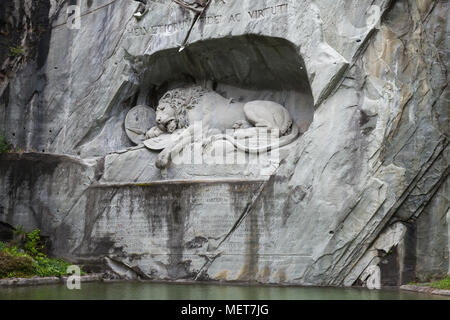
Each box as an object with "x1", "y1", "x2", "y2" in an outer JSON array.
[{"x1": 155, "y1": 86, "x2": 208, "y2": 133}]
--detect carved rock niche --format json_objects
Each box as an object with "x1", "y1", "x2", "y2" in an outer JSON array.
[{"x1": 125, "y1": 35, "x2": 315, "y2": 179}]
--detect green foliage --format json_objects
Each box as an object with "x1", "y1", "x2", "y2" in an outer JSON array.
[
  {"x1": 0, "y1": 227, "x2": 84, "y2": 279},
  {"x1": 0, "y1": 131, "x2": 9, "y2": 154},
  {"x1": 24, "y1": 229, "x2": 44, "y2": 256},
  {"x1": 13, "y1": 225, "x2": 25, "y2": 237},
  {"x1": 8, "y1": 46, "x2": 23, "y2": 57},
  {"x1": 429, "y1": 277, "x2": 450, "y2": 290},
  {"x1": 32, "y1": 254, "x2": 73, "y2": 277}
]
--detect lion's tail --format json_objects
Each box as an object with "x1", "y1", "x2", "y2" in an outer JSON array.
[{"x1": 221, "y1": 125, "x2": 299, "y2": 154}]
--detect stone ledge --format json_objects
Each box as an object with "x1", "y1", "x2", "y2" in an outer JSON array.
[
  {"x1": 0, "y1": 274, "x2": 104, "y2": 287},
  {"x1": 0, "y1": 152, "x2": 99, "y2": 166},
  {"x1": 92, "y1": 177, "x2": 269, "y2": 188},
  {"x1": 400, "y1": 285, "x2": 450, "y2": 297}
]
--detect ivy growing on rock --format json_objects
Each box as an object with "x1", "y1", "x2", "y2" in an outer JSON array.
[{"x1": 0, "y1": 227, "x2": 83, "y2": 279}]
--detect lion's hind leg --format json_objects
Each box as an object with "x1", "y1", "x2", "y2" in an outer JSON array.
[
  {"x1": 243, "y1": 101, "x2": 291, "y2": 136},
  {"x1": 243, "y1": 101, "x2": 278, "y2": 131},
  {"x1": 232, "y1": 120, "x2": 252, "y2": 130}
]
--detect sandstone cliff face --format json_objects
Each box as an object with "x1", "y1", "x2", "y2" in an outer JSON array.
[{"x1": 0, "y1": 0, "x2": 448, "y2": 287}]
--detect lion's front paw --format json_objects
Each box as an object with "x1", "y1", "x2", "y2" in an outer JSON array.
[
  {"x1": 146, "y1": 127, "x2": 163, "y2": 139},
  {"x1": 156, "y1": 150, "x2": 171, "y2": 169}
]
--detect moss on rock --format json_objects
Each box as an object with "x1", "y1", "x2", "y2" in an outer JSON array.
[{"x1": 0, "y1": 251, "x2": 34, "y2": 278}]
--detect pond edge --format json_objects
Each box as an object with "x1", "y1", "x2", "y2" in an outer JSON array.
[{"x1": 400, "y1": 285, "x2": 450, "y2": 297}]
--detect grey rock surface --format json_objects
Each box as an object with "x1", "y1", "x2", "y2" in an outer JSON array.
[
  {"x1": 448, "y1": 209, "x2": 450, "y2": 276},
  {"x1": 0, "y1": 0, "x2": 448, "y2": 286},
  {"x1": 415, "y1": 178, "x2": 449, "y2": 280}
]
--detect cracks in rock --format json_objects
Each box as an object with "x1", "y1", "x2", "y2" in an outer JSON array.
[
  {"x1": 351, "y1": 27, "x2": 378, "y2": 62},
  {"x1": 390, "y1": 125, "x2": 418, "y2": 163},
  {"x1": 409, "y1": 143, "x2": 450, "y2": 220},
  {"x1": 386, "y1": 92, "x2": 414, "y2": 144},
  {"x1": 94, "y1": 157, "x2": 105, "y2": 182},
  {"x1": 319, "y1": 150, "x2": 340, "y2": 177},
  {"x1": 73, "y1": 81, "x2": 137, "y2": 152},
  {"x1": 308, "y1": 136, "x2": 447, "y2": 285},
  {"x1": 391, "y1": 141, "x2": 446, "y2": 211},
  {"x1": 73, "y1": 188, "x2": 119, "y2": 256},
  {"x1": 215, "y1": 180, "x2": 268, "y2": 250},
  {"x1": 46, "y1": 155, "x2": 105, "y2": 234},
  {"x1": 332, "y1": 140, "x2": 449, "y2": 284},
  {"x1": 421, "y1": 1, "x2": 439, "y2": 24},
  {"x1": 51, "y1": 1, "x2": 137, "y2": 154},
  {"x1": 430, "y1": 83, "x2": 449, "y2": 138},
  {"x1": 313, "y1": 0, "x2": 395, "y2": 108},
  {"x1": 105, "y1": 255, "x2": 151, "y2": 280},
  {"x1": 194, "y1": 252, "x2": 222, "y2": 281},
  {"x1": 315, "y1": 63, "x2": 350, "y2": 107},
  {"x1": 191, "y1": 177, "x2": 274, "y2": 279}
]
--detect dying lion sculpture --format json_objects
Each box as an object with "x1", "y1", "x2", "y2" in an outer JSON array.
[{"x1": 145, "y1": 86, "x2": 299, "y2": 169}]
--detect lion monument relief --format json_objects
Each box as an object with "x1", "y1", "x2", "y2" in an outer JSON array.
[{"x1": 126, "y1": 86, "x2": 300, "y2": 169}]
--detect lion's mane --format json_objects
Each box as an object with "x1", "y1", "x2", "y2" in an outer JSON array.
[{"x1": 158, "y1": 86, "x2": 210, "y2": 129}]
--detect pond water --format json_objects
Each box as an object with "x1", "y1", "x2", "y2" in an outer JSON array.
[{"x1": 0, "y1": 282, "x2": 448, "y2": 300}]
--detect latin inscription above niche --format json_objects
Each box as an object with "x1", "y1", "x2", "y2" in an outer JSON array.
[{"x1": 127, "y1": 1, "x2": 290, "y2": 38}]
